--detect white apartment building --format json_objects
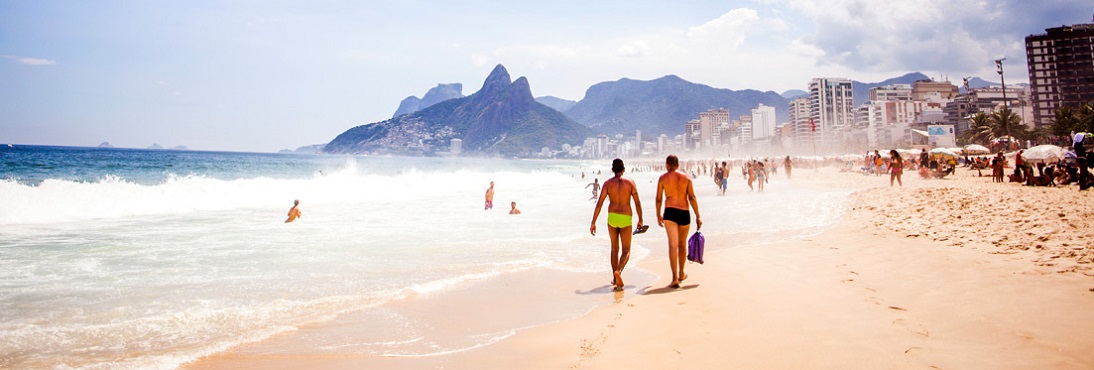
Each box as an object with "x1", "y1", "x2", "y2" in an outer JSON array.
[
  {"x1": 869, "y1": 84, "x2": 913, "y2": 102},
  {"x1": 809, "y1": 78, "x2": 855, "y2": 150},
  {"x1": 751, "y1": 104, "x2": 777, "y2": 140},
  {"x1": 789, "y1": 97, "x2": 812, "y2": 148}
]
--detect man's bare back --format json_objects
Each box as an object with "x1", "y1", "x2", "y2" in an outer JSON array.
[
  {"x1": 602, "y1": 177, "x2": 638, "y2": 215},
  {"x1": 656, "y1": 171, "x2": 694, "y2": 212}
]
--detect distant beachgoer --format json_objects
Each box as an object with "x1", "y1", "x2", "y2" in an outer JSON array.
[
  {"x1": 713, "y1": 161, "x2": 725, "y2": 195},
  {"x1": 485, "y1": 181, "x2": 495, "y2": 210},
  {"x1": 720, "y1": 161, "x2": 729, "y2": 194},
  {"x1": 586, "y1": 178, "x2": 600, "y2": 200},
  {"x1": 590, "y1": 158, "x2": 644, "y2": 292},
  {"x1": 285, "y1": 199, "x2": 301, "y2": 223},
  {"x1": 509, "y1": 201, "x2": 521, "y2": 214},
  {"x1": 755, "y1": 161, "x2": 768, "y2": 192},
  {"x1": 889, "y1": 150, "x2": 904, "y2": 187},
  {"x1": 746, "y1": 160, "x2": 756, "y2": 191},
  {"x1": 784, "y1": 156, "x2": 793, "y2": 179},
  {"x1": 656, "y1": 155, "x2": 701, "y2": 289},
  {"x1": 919, "y1": 149, "x2": 929, "y2": 170},
  {"x1": 873, "y1": 150, "x2": 884, "y2": 175}
]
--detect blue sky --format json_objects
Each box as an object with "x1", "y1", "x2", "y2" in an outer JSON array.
[{"x1": 2, "y1": 0, "x2": 1090, "y2": 152}]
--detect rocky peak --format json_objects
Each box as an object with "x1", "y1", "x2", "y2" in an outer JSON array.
[{"x1": 479, "y1": 64, "x2": 512, "y2": 96}]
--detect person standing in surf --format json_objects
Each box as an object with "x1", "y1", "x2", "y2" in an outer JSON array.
[
  {"x1": 590, "y1": 158, "x2": 644, "y2": 292},
  {"x1": 285, "y1": 199, "x2": 301, "y2": 223},
  {"x1": 656, "y1": 155, "x2": 702, "y2": 289},
  {"x1": 484, "y1": 181, "x2": 494, "y2": 210}
]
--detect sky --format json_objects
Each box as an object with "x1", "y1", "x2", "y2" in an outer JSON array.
[{"x1": 2, "y1": 0, "x2": 1091, "y2": 152}]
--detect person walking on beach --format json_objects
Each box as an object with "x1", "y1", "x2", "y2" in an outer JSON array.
[
  {"x1": 590, "y1": 159, "x2": 644, "y2": 292},
  {"x1": 656, "y1": 155, "x2": 701, "y2": 289},
  {"x1": 784, "y1": 156, "x2": 793, "y2": 179},
  {"x1": 285, "y1": 199, "x2": 301, "y2": 223},
  {"x1": 485, "y1": 181, "x2": 495, "y2": 210},
  {"x1": 586, "y1": 178, "x2": 600, "y2": 200},
  {"x1": 755, "y1": 161, "x2": 768, "y2": 192},
  {"x1": 889, "y1": 150, "x2": 904, "y2": 187}
]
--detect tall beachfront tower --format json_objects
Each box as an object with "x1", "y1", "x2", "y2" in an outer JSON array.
[
  {"x1": 751, "y1": 104, "x2": 777, "y2": 140},
  {"x1": 809, "y1": 78, "x2": 855, "y2": 148},
  {"x1": 789, "y1": 97, "x2": 811, "y2": 148},
  {"x1": 1025, "y1": 19, "x2": 1094, "y2": 129},
  {"x1": 698, "y1": 108, "x2": 730, "y2": 149}
]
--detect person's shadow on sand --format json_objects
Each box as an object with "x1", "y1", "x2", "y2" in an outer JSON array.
[
  {"x1": 639, "y1": 284, "x2": 699, "y2": 295},
  {"x1": 575, "y1": 285, "x2": 633, "y2": 295}
]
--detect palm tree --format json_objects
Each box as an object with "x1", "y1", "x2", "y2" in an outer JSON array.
[
  {"x1": 962, "y1": 112, "x2": 993, "y2": 145},
  {"x1": 1052, "y1": 106, "x2": 1079, "y2": 136},
  {"x1": 1078, "y1": 102, "x2": 1094, "y2": 133},
  {"x1": 989, "y1": 108, "x2": 1025, "y2": 140}
]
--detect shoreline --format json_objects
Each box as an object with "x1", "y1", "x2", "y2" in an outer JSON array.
[{"x1": 184, "y1": 168, "x2": 1094, "y2": 369}]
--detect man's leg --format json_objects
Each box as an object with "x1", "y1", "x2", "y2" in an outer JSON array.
[
  {"x1": 608, "y1": 227, "x2": 621, "y2": 285},
  {"x1": 616, "y1": 226, "x2": 632, "y2": 290},
  {"x1": 664, "y1": 221, "x2": 681, "y2": 287},
  {"x1": 676, "y1": 224, "x2": 690, "y2": 284}
]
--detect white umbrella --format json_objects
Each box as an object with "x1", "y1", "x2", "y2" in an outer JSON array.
[
  {"x1": 964, "y1": 144, "x2": 990, "y2": 155},
  {"x1": 929, "y1": 148, "x2": 957, "y2": 159},
  {"x1": 1021, "y1": 145, "x2": 1065, "y2": 163}
]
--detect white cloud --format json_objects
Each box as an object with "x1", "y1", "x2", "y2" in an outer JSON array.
[
  {"x1": 686, "y1": 8, "x2": 760, "y2": 51},
  {"x1": 780, "y1": 0, "x2": 1080, "y2": 79},
  {"x1": 1, "y1": 55, "x2": 57, "y2": 66},
  {"x1": 617, "y1": 40, "x2": 650, "y2": 58}
]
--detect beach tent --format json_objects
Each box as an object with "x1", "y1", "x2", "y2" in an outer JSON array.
[
  {"x1": 1022, "y1": 145, "x2": 1066, "y2": 163},
  {"x1": 964, "y1": 144, "x2": 990, "y2": 155}
]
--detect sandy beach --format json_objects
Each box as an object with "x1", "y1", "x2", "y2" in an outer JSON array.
[{"x1": 185, "y1": 166, "x2": 1094, "y2": 369}]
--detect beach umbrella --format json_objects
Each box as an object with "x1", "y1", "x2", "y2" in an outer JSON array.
[
  {"x1": 964, "y1": 144, "x2": 990, "y2": 155},
  {"x1": 1021, "y1": 145, "x2": 1065, "y2": 163},
  {"x1": 929, "y1": 148, "x2": 957, "y2": 159}
]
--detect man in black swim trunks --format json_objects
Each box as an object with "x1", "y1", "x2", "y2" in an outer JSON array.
[{"x1": 656, "y1": 154, "x2": 702, "y2": 288}]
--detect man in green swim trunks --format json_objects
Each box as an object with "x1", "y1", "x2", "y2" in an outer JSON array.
[{"x1": 590, "y1": 158, "x2": 644, "y2": 292}]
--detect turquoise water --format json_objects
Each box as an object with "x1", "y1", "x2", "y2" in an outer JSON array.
[{"x1": 0, "y1": 145, "x2": 851, "y2": 369}]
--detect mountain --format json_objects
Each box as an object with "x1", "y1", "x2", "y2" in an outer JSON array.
[
  {"x1": 851, "y1": 72, "x2": 930, "y2": 106},
  {"x1": 326, "y1": 65, "x2": 592, "y2": 157},
  {"x1": 392, "y1": 83, "x2": 464, "y2": 118},
  {"x1": 564, "y1": 75, "x2": 789, "y2": 136},
  {"x1": 279, "y1": 144, "x2": 324, "y2": 154},
  {"x1": 536, "y1": 96, "x2": 577, "y2": 112},
  {"x1": 147, "y1": 143, "x2": 164, "y2": 150},
  {"x1": 98, "y1": 142, "x2": 113, "y2": 148},
  {"x1": 781, "y1": 89, "x2": 808, "y2": 100}
]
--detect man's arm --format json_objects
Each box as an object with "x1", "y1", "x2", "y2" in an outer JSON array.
[
  {"x1": 630, "y1": 180, "x2": 643, "y2": 227},
  {"x1": 590, "y1": 187, "x2": 608, "y2": 235},
  {"x1": 686, "y1": 179, "x2": 701, "y2": 230},
  {"x1": 655, "y1": 178, "x2": 665, "y2": 227}
]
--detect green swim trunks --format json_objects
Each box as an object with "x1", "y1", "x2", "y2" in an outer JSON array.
[{"x1": 607, "y1": 212, "x2": 632, "y2": 229}]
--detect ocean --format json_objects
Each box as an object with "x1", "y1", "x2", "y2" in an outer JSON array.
[{"x1": 0, "y1": 145, "x2": 852, "y2": 369}]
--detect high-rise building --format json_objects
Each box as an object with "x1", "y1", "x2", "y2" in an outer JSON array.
[
  {"x1": 809, "y1": 78, "x2": 855, "y2": 147},
  {"x1": 1025, "y1": 19, "x2": 1094, "y2": 129},
  {"x1": 751, "y1": 104, "x2": 777, "y2": 140},
  {"x1": 685, "y1": 119, "x2": 701, "y2": 149},
  {"x1": 789, "y1": 97, "x2": 812, "y2": 146},
  {"x1": 699, "y1": 108, "x2": 730, "y2": 148}
]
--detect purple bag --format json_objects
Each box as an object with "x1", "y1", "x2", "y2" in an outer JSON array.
[{"x1": 687, "y1": 231, "x2": 705, "y2": 264}]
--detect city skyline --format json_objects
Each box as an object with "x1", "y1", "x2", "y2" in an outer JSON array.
[{"x1": 2, "y1": 1, "x2": 1090, "y2": 152}]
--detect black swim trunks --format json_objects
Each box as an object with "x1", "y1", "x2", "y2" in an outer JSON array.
[{"x1": 662, "y1": 207, "x2": 690, "y2": 226}]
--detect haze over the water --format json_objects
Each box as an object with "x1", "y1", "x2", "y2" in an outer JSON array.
[{"x1": 2, "y1": 0, "x2": 1089, "y2": 152}]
